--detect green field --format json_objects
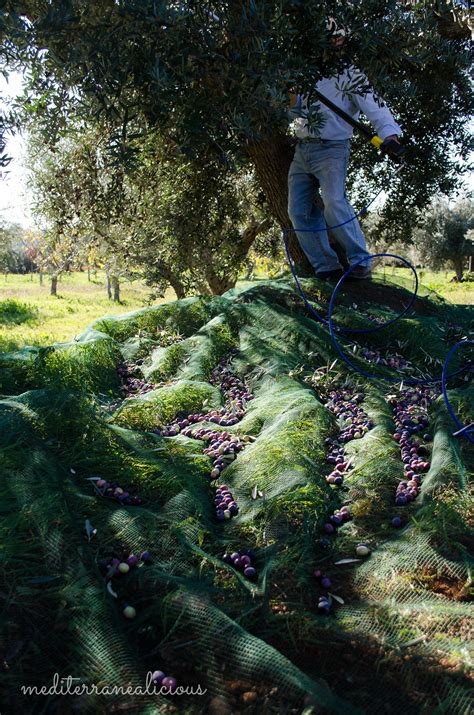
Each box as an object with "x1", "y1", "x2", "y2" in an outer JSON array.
[
  {"x1": 380, "y1": 266, "x2": 473, "y2": 305},
  {"x1": 0, "y1": 271, "x2": 177, "y2": 352},
  {"x1": 0, "y1": 268, "x2": 472, "y2": 353}
]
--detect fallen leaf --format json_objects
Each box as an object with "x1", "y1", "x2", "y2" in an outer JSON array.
[
  {"x1": 107, "y1": 581, "x2": 118, "y2": 598},
  {"x1": 85, "y1": 519, "x2": 97, "y2": 542}
]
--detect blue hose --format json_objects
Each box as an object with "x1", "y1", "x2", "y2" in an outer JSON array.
[
  {"x1": 441, "y1": 340, "x2": 474, "y2": 446},
  {"x1": 282, "y1": 231, "x2": 472, "y2": 441}
]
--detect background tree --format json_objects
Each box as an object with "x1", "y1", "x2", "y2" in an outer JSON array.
[
  {"x1": 123, "y1": 139, "x2": 275, "y2": 296},
  {"x1": 414, "y1": 197, "x2": 474, "y2": 281},
  {"x1": 25, "y1": 121, "x2": 278, "y2": 296},
  {"x1": 3, "y1": 0, "x2": 472, "y2": 279},
  {"x1": 0, "y1": 219, "x2": 37, "y2": 273}
]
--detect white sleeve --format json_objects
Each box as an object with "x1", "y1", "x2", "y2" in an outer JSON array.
[{"x1": 349, "y1": 76, "x2": 403, "y2": 139}]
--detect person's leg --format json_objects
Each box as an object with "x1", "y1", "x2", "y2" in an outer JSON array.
[
  {"x1": 306, "y1": 140, "x2": 371, "y2": 270},
  {"x1": 288, "y1": 144, "x2": 343, "y2": 274}
]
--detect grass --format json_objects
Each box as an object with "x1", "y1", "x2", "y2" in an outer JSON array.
[
  {"x1": 0, "y1": 271, "x2": 176, "y2": 352},
  {"x1": 0, "y1": 268, "x2": 471, "y2": 354},
  {"x1": 0, "y1": 298, "x2": 39, "y2": 326},
  {"x1": 373, "y1": 266, "x2": 474, "y2": 305}
]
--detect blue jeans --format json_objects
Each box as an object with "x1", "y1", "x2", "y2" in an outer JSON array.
[{"x1": 288, "y1": 139, "x2": 371, "y2": 274}]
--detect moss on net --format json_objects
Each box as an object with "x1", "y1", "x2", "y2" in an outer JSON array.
[
  {"x1": 0, "y1": 277, "x2": 472, "y2": 714},
  {"x1": 112, "y1": 380, "x2": 223, "y2": 431}
]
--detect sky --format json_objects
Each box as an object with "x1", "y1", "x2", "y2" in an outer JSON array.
[{"x1": 0, "y1": 71, "x2": 35, "y2": 228}]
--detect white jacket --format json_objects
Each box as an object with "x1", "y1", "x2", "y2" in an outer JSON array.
[{"x1": 289, "y1": 68, "x2": 402, "y2": 141}]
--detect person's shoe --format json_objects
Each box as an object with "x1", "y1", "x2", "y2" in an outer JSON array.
[
  {"x1": 316, "y1": 269, "x2": 344, "y2": 282},
  {"x1": 346, "y1": 266, "x2": 372, "y2": 280}
]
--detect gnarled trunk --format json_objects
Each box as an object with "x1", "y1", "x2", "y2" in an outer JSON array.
[
  {"x1": 452, "y1": 257, "x2": 464, "y2": 282},
  {"x1": 202, "y1": 216, "x2": 275, "y2": 295},
  {"x1": 204, "y1": 268, "x2": 236, "y2": 296},
  {"x1": 246, "y1": 133, "x2": 313, "y2": 276},
  {"x1": 111, "y1": 275, "x2": 120, "y2": 302},
  {"x1": 50, "y1": 275, "x2": 58, "y2": 296}
]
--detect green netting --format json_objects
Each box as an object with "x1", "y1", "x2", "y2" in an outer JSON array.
[{"x1": 0, "y1": 277, "x2": 472, "y2": 714}]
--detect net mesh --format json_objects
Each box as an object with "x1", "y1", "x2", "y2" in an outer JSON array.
[{"x1": 0, "y1": 276, "x2": 472, "y2": 714}]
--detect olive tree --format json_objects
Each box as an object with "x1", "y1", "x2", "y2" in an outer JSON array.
[
  {"x1": 3, "y1": 0, "x2": 472, "y2": 274},
  {"x1": 414, "y1": 197, "x2": 474, "y2": 280}
]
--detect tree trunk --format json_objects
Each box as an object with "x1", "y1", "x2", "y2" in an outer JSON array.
[
  {"x1": 39, "y1": 271, "x2": 43, "y2": 285},
  {"x1": 200, "y1": 216, "x2": 275, "y2": 295},
  {"x1": 105, "y1": 267, "x2": 112, "y2": 299},
  {"x1": 155, "y1": 263, "x2": 187, "y2": 299},
  {"x1": 469, "y1": 255, "x2": 473, "y2": 273},
  {"x1": 453, "y1": 258, "x2": 463, "y2": 282},
  {"x1": 111, "y1": 275, "x2": 120, "y2": 302},
  {"x1": 243, "y1": 258, "x2": 255, "y2": 280},
  {"x1": 87, "y1": 265, "x2": 91, "y2": 281},
  {"x1": 246, "y1": 133, "x2": 313, "y2": 276},
  {"x1": 51, "y1": 275, "x2": 58, "y2": 296},
  {"x1": 205, "y1": 268, "x2": 236, "y2": 295},
  {"x1": 237, "y1": 217, "x2": 273, "y2": 262},
  {"x1": 170, "y1": 279, "x2": 186, "y2": 299}
]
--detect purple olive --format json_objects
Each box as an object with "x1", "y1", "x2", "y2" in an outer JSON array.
[
  {"x1": 162, "y1": 676, "x2": 177, "y2": 690},
  {"x1": 152, "y1": 670, "x2": 165, "y2": 685}
]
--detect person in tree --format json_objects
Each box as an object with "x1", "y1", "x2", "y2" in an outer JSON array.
[{"x1": 288, "y1": 26, "x2": 403, "y2": 281}]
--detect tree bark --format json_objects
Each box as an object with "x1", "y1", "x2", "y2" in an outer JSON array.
[
  {"x1": 39, "y1": 271, "x2": 43, "y2": 285},
  {"x1": 87, "y1": 265, "x2": 91, "y2": 281},
  {"x1": 246, "y1": 133, "x2": 314, "y2": 276},
  {"x1": 200, "y1": 216, "x2": 274, "y2": 295},
  {"x1": 243, "y1": 257, "x2": 255, "y2": 280},
  {"x1": 105, "y1": 267, "x2": 112, "y2": 299},
  {"x1": 469, "y1": 255, "x2": 473, "y2": 273},
  {"x1": 50, "y1": 275, "x2": 58, "y2": 296},
  {"x1": 156, "y1": 263, "x2": 187, "y2": 299},
  {"x1": 236, "y1": 217, "x2": 273, "y2": 262},
  {"x1": 111, "y1": 275, "x2": 120, "y2": 302},
  {"x1": 204, "y1": 268, "x2": 236, "y2": 295},
  {"x1": 453, "y1": 258, "x2": 463, "y2": 282},
  {"x1": 170, "y1": 279, "x2": 186, "y2": 299}
]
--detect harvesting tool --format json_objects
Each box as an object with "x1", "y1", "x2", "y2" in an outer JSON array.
[{"x1": 313, "y1": 89, "x2": 406, "y2": 164}]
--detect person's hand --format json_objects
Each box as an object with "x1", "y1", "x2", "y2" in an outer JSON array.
[{"x1": 385, "y1": 134, "x2": 400, "y2": 143}]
